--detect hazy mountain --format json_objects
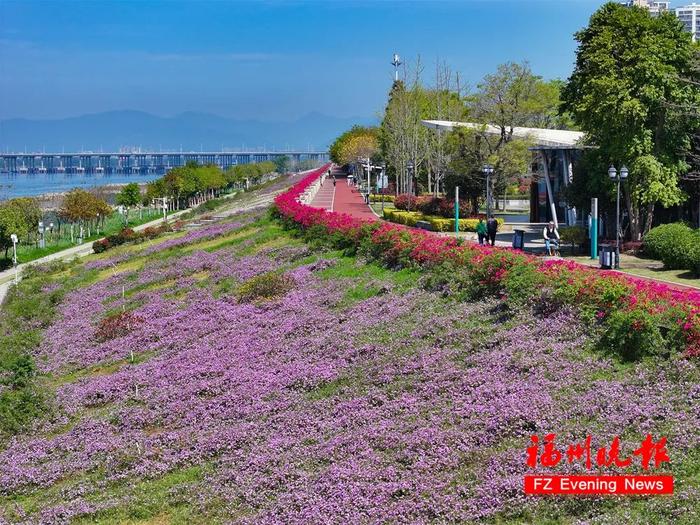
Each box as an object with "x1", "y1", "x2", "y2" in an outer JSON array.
[{"x1": 0, "y1": 110, "x2": 376, "y2": 152}]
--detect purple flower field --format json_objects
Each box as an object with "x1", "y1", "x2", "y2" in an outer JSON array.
[{"x1": 1, "y1": 212, "x2": 699, "y2": 524}]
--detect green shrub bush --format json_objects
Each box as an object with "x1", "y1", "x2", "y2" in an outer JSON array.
[
  {"x1": 690, "y1": 244, "x2": 700, "y2": 277},
  {"x1": 643, "y1": 223, "x2": 699, "y2": 270},
  {"x1": 236, "y1": 272, "x2": 295, "y2": 303},
  {"x1": 599, "y1": 309, "x2": 665, "y2": 361},
  {"x1": 560, "y1": 226, "x2": 587, "y2": 253},
  {"x1": 386, "y1": 214, "x2": 503, "y2": 233}
]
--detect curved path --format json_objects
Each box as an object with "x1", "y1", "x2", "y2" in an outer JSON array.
[{"x1": 309, "y1": 166, "x2": 376, "y2": 220}]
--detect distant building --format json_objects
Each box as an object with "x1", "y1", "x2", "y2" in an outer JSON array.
[
  {"x1": 623, "y1": 1, "x2": 700, "y2": 41},
  {"x1": 623, "y1": 0, "x2": 670, "y2": 16},
  {"x1": 674, "y1": 3, "x2": 700, "y2": 41}
]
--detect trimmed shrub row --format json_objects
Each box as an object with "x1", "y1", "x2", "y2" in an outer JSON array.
[
  {"x1": 369, "y1": 194, "x2": 395, "y2": 203},
  {"x1": 383, "y1": 209, "x2": 504, "y2": 233}
]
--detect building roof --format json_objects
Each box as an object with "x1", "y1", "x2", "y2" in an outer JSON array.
[{"x1": 421, "y1": 120, "x2": 585, "y2": 148}]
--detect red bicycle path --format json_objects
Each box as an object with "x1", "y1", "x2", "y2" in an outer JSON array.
[
  {"x1": 309, "y1": 166, "x2": 698, "y2": 293},
  {"x1": 309, "y1": 168, "x2": 377, "y2": 220}
]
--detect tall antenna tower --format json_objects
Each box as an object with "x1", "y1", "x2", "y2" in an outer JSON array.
[{"x1": 391, "y1": 53, "x2": 402, "y2": 81}]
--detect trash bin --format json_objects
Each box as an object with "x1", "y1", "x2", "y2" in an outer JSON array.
[
  {"x1": 512, "y1": 229, "x2": 525, "y2": 250},
  {"x1": 599, "y1": 245, "x2": 617, "y2": 269}
]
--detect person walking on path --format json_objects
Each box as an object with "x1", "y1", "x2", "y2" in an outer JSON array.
[
  {"x1": 486, "y1": 217, "x2": 498, "y2": 246},
  {"x1": 476, "y1": 218, "x2": 487, "y2": 245},
  {"x1": 332, "y1": 175, "x2": 336, "y2": 187}
]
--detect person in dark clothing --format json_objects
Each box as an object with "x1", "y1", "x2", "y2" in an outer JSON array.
[
  {"x1": 332, "y1": 175, "x2": 336, "y2": 186},
  {"x1": 486, "y1": 217, "x2": 498, "y2": 246}
]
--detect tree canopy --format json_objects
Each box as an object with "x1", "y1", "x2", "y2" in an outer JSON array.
[
  {"x1": 329, "y1": 126, "x2": 380, "y2": 165},
  {"x1": 59, "y1": 189, "x2": 111, "y2": 225},
  {"x1": 116, "y1": 183, "x2": 142, "y2": 209},
  {"x1": 0, "y1": 198, "x2": 42, "y2": 257},
  {"x1": 561, "y1": 2, "x2": 699, "y2": 238}
]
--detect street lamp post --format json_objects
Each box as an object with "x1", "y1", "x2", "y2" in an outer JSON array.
[
  {"x1": 608, "y1": 164, "x2": 628, "y2": 269},
  {"x1": 482, "y1": 164, "x2": 494, "y2": 218}
]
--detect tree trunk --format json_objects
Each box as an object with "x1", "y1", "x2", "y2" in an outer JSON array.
[{"x1": 643, "y1": 203, "x2": 655, "y2": 237}]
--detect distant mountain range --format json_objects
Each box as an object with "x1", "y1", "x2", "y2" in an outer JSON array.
[{"x1": 0, "y1": 110, "x2": 376, "y2": 152}]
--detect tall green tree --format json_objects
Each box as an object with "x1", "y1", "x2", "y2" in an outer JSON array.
[
  {"x1": 273, "y1": 155, "x2": 290, "y2": 174},
  {"x1": 561, "y1": 2, "x2": 698, "y2": 239},
  {"x1": 0, "y1": 198, "x2": 41, "y2": 258},
  {"x1": 116, "y1": 183, "x2": 142, "y2": 223}
]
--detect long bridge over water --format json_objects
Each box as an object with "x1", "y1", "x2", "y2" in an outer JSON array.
[{"x1": 0, "y1": 151, "x2": 329, "y2": 175}]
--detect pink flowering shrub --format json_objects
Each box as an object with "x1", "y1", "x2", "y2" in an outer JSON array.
[{"x1": 274, "y1": 164, "x2": 700, "y2": 359}]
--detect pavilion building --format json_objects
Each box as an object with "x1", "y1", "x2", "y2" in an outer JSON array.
[{"x1": 421, "y1": 120, "x2": 585, "y2": 228}]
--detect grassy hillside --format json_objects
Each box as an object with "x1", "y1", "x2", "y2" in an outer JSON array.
[{"x1": 0, "y1": 208, "x2": 698, "y2": 524}]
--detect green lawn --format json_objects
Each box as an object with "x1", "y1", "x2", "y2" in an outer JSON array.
[
  {"x1": 572, "y1": 254, "x2": 700, "y2": 289},
  {"x1": 1, "y1": 209, "x2": 166, "y2": 270},
  {"x1": 369, "y1": 202, "x2": 395, "y2": 215}
]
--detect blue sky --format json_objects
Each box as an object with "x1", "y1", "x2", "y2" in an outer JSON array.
[{"x1": 0, "y1": 0, "x2": 609, "y2": 121}]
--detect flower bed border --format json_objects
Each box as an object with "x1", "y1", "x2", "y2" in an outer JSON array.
[{"x1": 274, "y1": 164, "x2": 700, "y2": 358}]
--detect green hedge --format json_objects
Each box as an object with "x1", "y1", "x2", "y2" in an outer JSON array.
[
  {"x1": 383, "y1": 209, "x2": 504, "y2": 232},
  {"x1": 369, "y1": 194, "x2": 395, "y2": 203},
  {"x1": 643, "y1": 223, "x2": 700, "y2": 274}
]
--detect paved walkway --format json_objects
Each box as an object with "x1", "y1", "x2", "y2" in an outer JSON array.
[
  {"x1": 328, "y1": 169, "x2": 377, "y2": 220},
  {"x1": 309, "y1": 177, "x2": 335, "y2": 211}
]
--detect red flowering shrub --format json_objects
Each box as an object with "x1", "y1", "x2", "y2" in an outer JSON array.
[
  {"x1": 394, "y1": 194, "x2": 418, "y2": 211},
  {"x1": 273, "y1": 163, "x2": 700, "y2": 360},
  {"x1": 92, "y1": 239, "x2": 111, "y2": 254},
  {"x1": 94, "y1": 311, "x2": 142, "y2": 342}
]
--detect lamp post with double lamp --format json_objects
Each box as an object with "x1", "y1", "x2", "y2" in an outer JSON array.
[
  {"x1": 482, "y1": 164, "x2": 495, "y2": 218},
  {"x1": 608, "y1": 164, "x2": 628, "y2": 269}
]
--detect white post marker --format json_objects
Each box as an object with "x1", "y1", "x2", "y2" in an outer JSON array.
[{"x1": 10, "y1": 233, "x2": 18, "y2": 284}]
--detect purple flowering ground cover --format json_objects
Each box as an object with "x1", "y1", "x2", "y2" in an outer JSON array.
[{"x1": 0, "y1": 211, "x2": 699, "y2": 524}]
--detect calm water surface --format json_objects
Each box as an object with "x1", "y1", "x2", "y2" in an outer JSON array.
[{"x1": 0, "y1": 172, "x2": 160, "y2": 200}]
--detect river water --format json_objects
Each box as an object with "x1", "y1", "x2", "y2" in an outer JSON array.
[{"x1": 0, "y1": 171, "x2": 161, "y2": 200}]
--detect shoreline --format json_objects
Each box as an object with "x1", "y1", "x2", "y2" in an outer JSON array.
[{"x1": 20, "y1": 182, "x2": 149, "y2": 209}]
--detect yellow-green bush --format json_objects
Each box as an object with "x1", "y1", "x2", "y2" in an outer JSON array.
[
  {"x1": 394, "y1": 215, "x2": 503, "y2": 232},
  {"x1": 428, "y1": 218, "x2": 453, "y2": 232},
  {"x1": 370, "y1": 194, "x2": 395, "y2": 203},
  {"x1": 389, "y1": 211, "x2": 424, "y2": 227}
]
